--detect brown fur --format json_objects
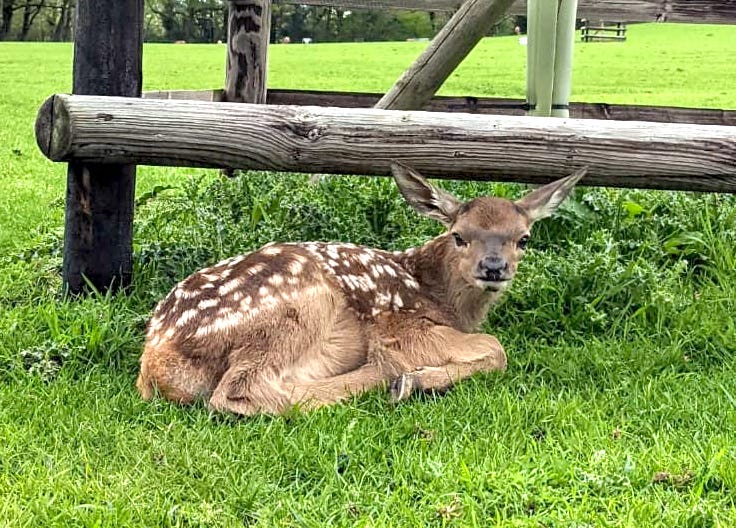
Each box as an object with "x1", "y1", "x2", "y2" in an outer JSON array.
[{"x1": 137, "y1": 164, "x2": 586, "y2": 415}]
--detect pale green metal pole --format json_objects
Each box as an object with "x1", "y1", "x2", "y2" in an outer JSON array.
[
  {"x1": 532, "y1": 0, "x2": 559, "y2": 117},
  {"x1": 525, "y1": 0, "x2": 537, "y2": 115},
  {"x1": 552, "y1": 0, "x2": 578, "y2": 118}
]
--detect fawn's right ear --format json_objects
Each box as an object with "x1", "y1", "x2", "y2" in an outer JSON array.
[{"x1": 390, "y1": 162, "x2": 462, "y2": 227}]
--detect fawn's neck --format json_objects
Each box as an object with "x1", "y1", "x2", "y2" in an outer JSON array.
[{"x1": 398, "y1": 234, "x2": 501, "y2": 332}]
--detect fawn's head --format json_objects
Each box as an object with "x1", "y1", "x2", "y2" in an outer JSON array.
[{"x1": 391, "y1": 163, "x2": 587, "y2": 293}]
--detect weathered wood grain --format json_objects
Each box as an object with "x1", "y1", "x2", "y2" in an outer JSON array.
[
  {"x1": 375, "y1": 0, "x2": 515, "y2": 110},
  {"x1": 142, "y1": 89, "x2": 736, "y2": 126},
  {"x1": 224, "y1": 0, "x2": 271, "y2": 104},
  {"x1": 37, "y1": 94, "x2": 736, "y2": 192},
  {"x1": 223, "y1": 0, "x2": 271, "y2": 177},
  {"x1": 63, "y1": 0, "x2": 143, "y2": 294},
  {"x1": 279, "y1": 0, "x2": 736, "y2": 23}
]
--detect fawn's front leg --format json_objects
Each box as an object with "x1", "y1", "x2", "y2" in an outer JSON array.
[{"x1": 389, "y1": 327, "x2": 506, "y2": 402}]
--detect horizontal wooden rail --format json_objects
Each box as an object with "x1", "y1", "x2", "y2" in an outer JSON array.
[
  {"x1": 36, "y1": 94, "x2": 736, "y2": 192},
  {"x1": 143, "y1": 88, "x2": 736, "y2": 127},
  {"x1": 277, "y1": 0, "x2": 736, "y2": 24}
]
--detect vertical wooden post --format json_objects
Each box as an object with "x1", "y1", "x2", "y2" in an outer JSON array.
[
  {"x1": 63, "y1": 0, "x2": 143, "y2": 294},
  {"x1": 224, "y1": 0, "x2": 271, "y2": 104},
  {"x1": 222, "y1": 0, "x2": 271, "y2": 177}
]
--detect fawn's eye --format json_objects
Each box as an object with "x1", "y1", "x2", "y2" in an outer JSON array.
[
  {"x1": 452, "y1": 232, "x2": 468, "y2": 247},
  {"x1": 517, "y1": 235, "x2": 530, "y2": 250}
]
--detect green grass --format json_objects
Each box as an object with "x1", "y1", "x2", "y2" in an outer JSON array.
[{"x1": 1, "y1": 23, "x2": 736, "y2": 526}]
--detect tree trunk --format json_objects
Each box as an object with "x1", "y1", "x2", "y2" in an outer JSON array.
[
  {"x1": 1, "y1": 0, "x2": 15, "y2": 40},
  {"x1": 52, "y1": 0, "x2": 74, "y2": 41},
  {"x1": 19, "y1": 0, "x2": 45, "y2": 41}
]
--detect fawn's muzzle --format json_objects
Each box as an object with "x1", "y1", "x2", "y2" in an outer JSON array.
[{"x1": 477, "y1": 256, "x2": 509, "y2": 282}]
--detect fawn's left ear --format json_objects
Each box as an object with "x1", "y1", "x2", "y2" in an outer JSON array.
[
  {"x1": 390, "y1": 161, "x2": 463, "y2": 227},
  {"x1": 515, "y1": 167, "x2": 588, "y2": 223}
]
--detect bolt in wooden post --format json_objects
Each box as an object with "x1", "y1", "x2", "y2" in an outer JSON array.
[
  {"x1": 62, "y1": 0, "x2": 143, "y2": 294},
  {"x1": 222, "y1": 0, "x2": 271, "y2": 177}
]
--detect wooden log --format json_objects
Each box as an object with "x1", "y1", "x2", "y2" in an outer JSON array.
[
  {"x1": 36, "y1": 94, "x2": 736, "y2": 193},
  {"x1": 375, "y1": 0, "x2": 516, "y2": 111},
  {"x1": 143, "y1": 89, "x2": 736, "y2": 127},
  {"x1": 284, "y1": 0, "x2": 736, "y2": 24},
  {"x1": 62, "y1": 0, "x2": 143, "y2": 294}
]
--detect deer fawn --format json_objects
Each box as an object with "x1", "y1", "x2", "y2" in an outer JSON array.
[{"x1": 137, "y1": 163, "x2": 586, "y2": 415}]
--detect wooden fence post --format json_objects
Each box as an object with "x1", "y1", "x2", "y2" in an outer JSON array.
[
  {"x1": 62, "y1": 0, "x2": 143, "y2": 294},
  {"x1": 222, "y1": 0, "x2": 271, "y2": 177},
  {"x1": 224, "y1": 0, "x2": 271, "y2": 104}
]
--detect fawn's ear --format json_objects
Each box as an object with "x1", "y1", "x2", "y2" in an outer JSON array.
[
  {"x1": 390, "y1": 162, "x2": 463, "y2": 227},
  {"x1": 515, "y1": 167, "x2": 587, "y2": 223}
]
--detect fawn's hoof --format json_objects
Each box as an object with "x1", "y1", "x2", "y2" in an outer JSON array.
[{"x1": 390, "y1": 373, "x2": 417, "y2": 402}]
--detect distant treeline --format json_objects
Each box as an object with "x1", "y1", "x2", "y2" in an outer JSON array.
[{"x1": 0, "y1": 0, "x2": 523, "y2": 43}]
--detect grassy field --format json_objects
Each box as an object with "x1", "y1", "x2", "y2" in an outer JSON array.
[{"x1": 1, "y1": 22, "x2": 736, "y2": 526}]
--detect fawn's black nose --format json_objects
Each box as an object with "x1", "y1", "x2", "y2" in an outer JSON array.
[{"x1": 478, "y1": 256, "x2": 508, "y2": 281}]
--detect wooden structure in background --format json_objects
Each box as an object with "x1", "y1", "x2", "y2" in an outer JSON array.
[
  {"x1": 36, "y1": 0, "x2": 736, "y2": 291},
  {"x1": 375, "y1": 0, "x2": 515, "y2": 110},
  {"x1": 142, "y1": 89, "x2": 736, "y2": 127},
  {"x1": 581, "y1": 21, "x2": 627, "y2": 42},
  {"x1": 281, "y1": 0, "x2": 736, "y2": 24}
]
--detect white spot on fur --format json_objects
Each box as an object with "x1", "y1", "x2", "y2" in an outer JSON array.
[
  {"x1": 328, "y1": 259, "x2": 339, "y2": 268},
  {"x1": 259, "y1": 286, "x2": 270, "y2": 297},
  {"x1": 198, "y1": 298, "x2": 219, "y2": 309},
  {"x1": 202, "y1": 273, "x2": 220, "y2": 281},
  {"x1": 174, "y1": 286, "x2": 200, "y2": 300},
  {"x1": 248, "y1": 263, "x2": 267, "y2": 275},
  {"x1": 262, "y1": 245, "x2": 282, "y2": 256},
  {"x1": 289, "y1": 261, "x2": 303, "y2": 274},
  {"x1": 194, "y1": 310, "x2": 244, "y2": 337},
  {"x1": 232, "y1": 291, "x2": 243, "y2": 302},
  {"x1": 384, "y1": 266, "x2": 397, "y2": 277},
  {"x1": 239, "y1": 297, "x2": 252, "y2": 311},
  {"x1": 375, "y1": 291, "x2": 392, "y2": 307},
  {"x1": 201, "y1": 283, "x2": 215, "y2": 290},
  {"x1": 175, "y1": 308, "x2": 199, "y2": 327},
  {"x1": 404, "y1": 277, "x2": 420, "y2": 289},
  {"x1": 392, "y1": 292, "x2": 404, "y2": 309},
  {"x1": 227, "y1": 255, "x2": 246, "y2": 267},
  {"x1": 287, "y1": 277, "x2": 300, "y2": 285},
  {"x1": 360, "y1": 274, "x2": 376, "y2": 291},
  {"x1": 262, "y1": 295, "x2": 278, "y2": 307},
  {"x1": 218, "y1": 279, "x2": 241, "y2": 295},
  {"x1": 358, "y1": 253, "x2": 372, "y2": 266},
  {"x1": 269, "y1": 274, "x2": 284, "y2": 286}
]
